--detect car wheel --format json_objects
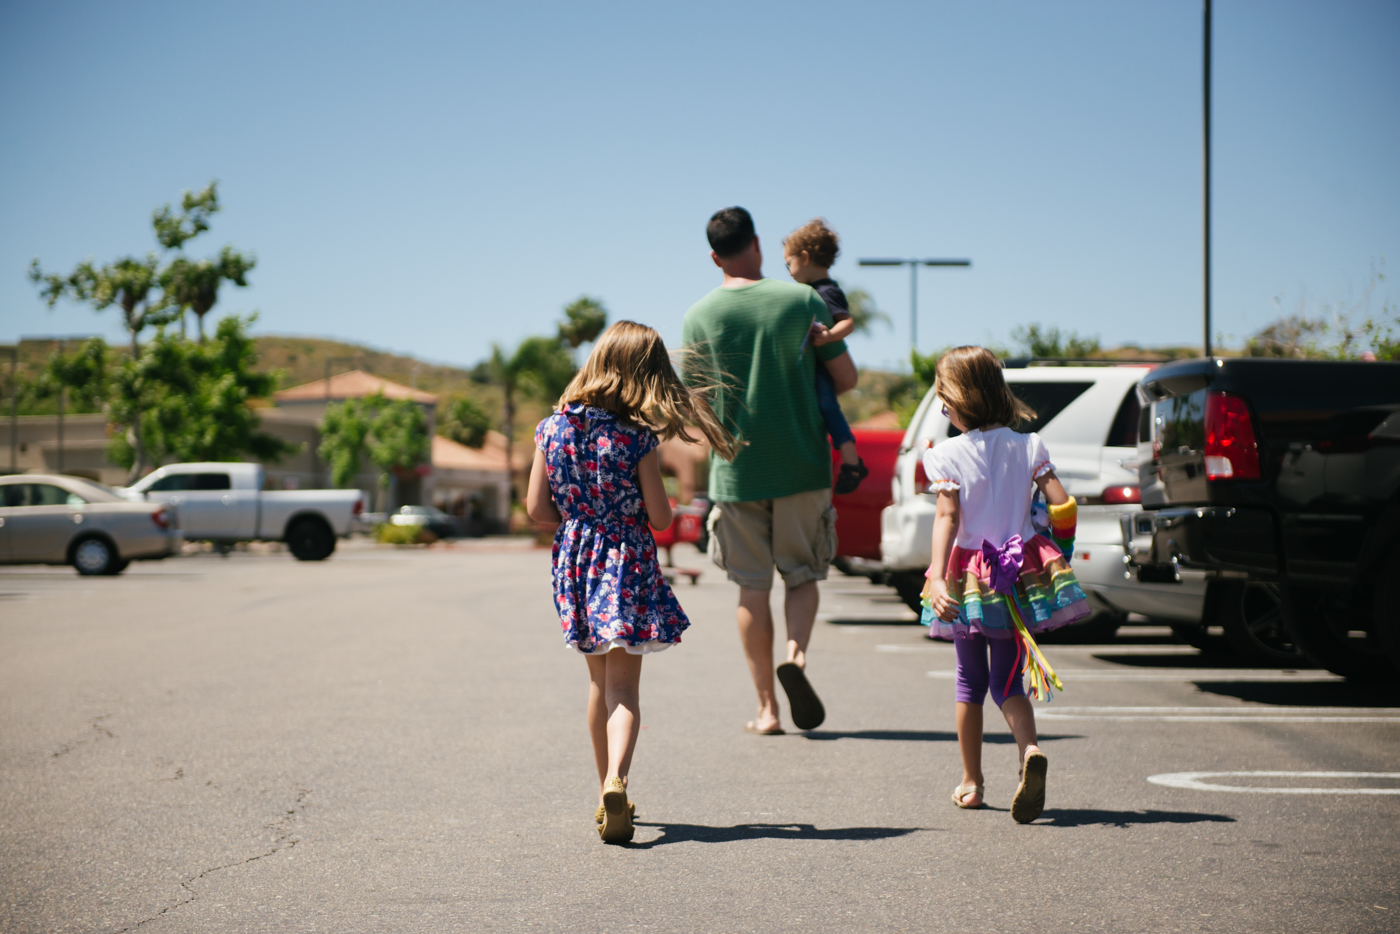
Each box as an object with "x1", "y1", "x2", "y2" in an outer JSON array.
[
  {"x1": 1216, "y1": 580, "x2": 1306, "y2": 667},
  {"x1": 286, "y1": 518, "x2": 336, "y2": 561},
  {"x1": 72, "y1": 536, "x2": 120, "y2": 576},
  {"x1": 888, "y1": 570, "x2": 926, "y2": 614},
  {"x1": 1282, "y1": 580, "x2": 1392, "y2": 680}
]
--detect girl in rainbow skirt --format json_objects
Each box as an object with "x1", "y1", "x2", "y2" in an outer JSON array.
[{"x1": 920, "y1": 346, "x2": 1090, "y2": 823}]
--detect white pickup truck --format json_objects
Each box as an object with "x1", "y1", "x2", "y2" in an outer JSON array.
[{"x1": 119, "y1": 463, "x2": 364, "y2": 560}]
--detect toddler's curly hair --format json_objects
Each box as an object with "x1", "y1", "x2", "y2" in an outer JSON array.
[{"x1": 783, "y1": 218, "x2": 840, "y2": 268}]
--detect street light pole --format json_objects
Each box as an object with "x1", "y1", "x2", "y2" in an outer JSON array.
[
  {"x1": 1202, "y1": 0, "x2": 1213, "y2": 358},
  {"x1": 857, "y1": 258, "x2": 971, "y2": 355}
]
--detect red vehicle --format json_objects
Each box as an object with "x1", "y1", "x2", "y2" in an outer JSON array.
[
  {"x1": 648, "y1": 425, "x2": 903, "y2": 581},
  {"x1": 831, "y1": 428, "x2": 904, "y2": 562}
]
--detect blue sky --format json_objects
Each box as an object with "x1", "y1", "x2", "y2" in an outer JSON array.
[{"x1": 2, "y1": 0, "x2": 1396, "y2": 371}]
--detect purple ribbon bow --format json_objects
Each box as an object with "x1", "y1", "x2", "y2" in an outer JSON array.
[{"x1": 980, "y1": 535, "x2": 1024, "y2": 595}]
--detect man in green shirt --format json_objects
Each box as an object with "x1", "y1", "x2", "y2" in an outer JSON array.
[{"x1": 682, "y1": 207, "x2": 858, "y2": 735}]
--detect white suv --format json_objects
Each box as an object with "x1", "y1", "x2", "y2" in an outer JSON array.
[{"x1": 879, "y1": 363, "x2": 1208, "y2": 632}]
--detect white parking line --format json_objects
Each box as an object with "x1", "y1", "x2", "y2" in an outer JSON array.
[
  {"x1": 1148, "y1": 771, "x2": 1400, "y2": 794},
  {"x1": 880, "y1": 643, "x2": 1207, "y2": 655},
  {"x1": 1044, "y1": 706, "x2": 1400, "y2": 715},
  {"x1": 926, "y1": 669, "x2": 1345, "y2": 683}
]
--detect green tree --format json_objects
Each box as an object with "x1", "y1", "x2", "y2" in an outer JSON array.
[
  {"x1": 1011, "y1": 323, "x2": 1101, "y2": 358},
  {"x1": 438, "y1": 395, "x2": 492, "y2": 448},
  {"x1": 319, "y1": 397, "x2": 373, "y2": 489},
  {"x1": 153, "y1": 183, "x2": 256, "y2": 341},
  {"x1": 367, "y1": 397, "x2": 431, "y2": 486},
  {"x1": 843, "y1": 287, "x2": 892, "y2": 335},
  {"x1": 30, "y1": 256, "x2": 168, "y2": 470},
  {"x1": 20, "y1": 338, "x2": 114, "y2": 416},
  {"x1": 558, "y1": 296, "x2": 609, "y2": 349},
  {"x1": 28, "y1": 181, "x2": 257, "y2": 472},
  {"x1": 488, "y1": 336, "x2": 576, "y2": 476},
  {"x1": 106, "y1": 315, "x2": 290, "y2": 474},
  {"x1": 318, "y1": 392, "x2": 431, "y2": 503}
]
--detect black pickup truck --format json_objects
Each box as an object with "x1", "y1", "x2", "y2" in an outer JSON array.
[{"x1": 1124, "y1": 357, "x2": 1400, "y2": 679}]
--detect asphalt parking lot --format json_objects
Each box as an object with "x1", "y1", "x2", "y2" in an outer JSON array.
[{"x1": 1, "y1": 542, "x2": 1397, "y2": 933}]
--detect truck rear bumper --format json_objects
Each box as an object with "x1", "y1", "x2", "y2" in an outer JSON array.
[{"x1": 1125, "y1": 506, "x2": 1279, "y2": 579}]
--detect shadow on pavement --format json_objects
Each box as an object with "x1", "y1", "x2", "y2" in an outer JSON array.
[
  {"x1": 1193, "y1": 680, "x2": 1393, "y2": 707},
  {"x1": 801, "y1": 730, "x2": 1083, "y2": 744},
  {"x1": 823, "y1": 617, "x2": 922, "y2": 626},
  {"x1": 1086, "y1": 651, "x2": 1262, "y2": 670},
  {"x1": 628, "y1": 821, "x2": 923, "y2": 848},
  {"x1": 1038, "y1": 808, "x2": 1236, "y2": 828}
]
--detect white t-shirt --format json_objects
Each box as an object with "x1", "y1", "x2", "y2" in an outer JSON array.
[{"x1": 921, "y1": 427, "x2": 1055, "y2": 551}]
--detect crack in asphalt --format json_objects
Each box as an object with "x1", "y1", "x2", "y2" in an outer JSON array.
[
  {"x1": 50, "y1": 715, "x2": 113, "y2": 758},
  {"x1": 113, "y1": 787, "x2": 311, "y2": 933}
]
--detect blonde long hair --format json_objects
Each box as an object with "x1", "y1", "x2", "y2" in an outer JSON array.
[
  {"x1": 934, "y1": 345, "x2": 1036, "y2": 430},
  {"x1": 558, "y1": 320, "x2": 739, "y2": 461}
]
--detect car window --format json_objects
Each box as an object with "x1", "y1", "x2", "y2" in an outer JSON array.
[
  {"x1": 191, "y1": 473, "x2": 232, "y2": 491},
  {"x1": 149, "y1": 473, "x2": 192, "y2": 492},
  {"x1": 1, "y1": 483, "x2": 82, "y2": 507},
  {"x1": 945, "y1": 381, "x2": 1094, "y2": 439},
  {"x1": 1105, "y1": 387, "x2": 1141, "y2": 448}
]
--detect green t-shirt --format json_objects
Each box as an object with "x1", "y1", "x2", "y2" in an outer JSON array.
[{"x1": 682, "y1": 278, "x2": 849, "y2": 502}]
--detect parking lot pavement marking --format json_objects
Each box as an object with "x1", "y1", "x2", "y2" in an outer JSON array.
[
  {"x1": 1039, "y1": 706, "x2": 1400, "y2": 722},
  {"x1": 878, "y1": 643, "x2": 1205, "y2": 655},
  {"x1": 926, "y1": 668, "x2": 1345, "y2": 683},
  {"x1": 1147, "y1": 771, "x2": 1400, "y2": 794}
]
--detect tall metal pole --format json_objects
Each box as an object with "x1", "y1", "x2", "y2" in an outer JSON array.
[
  {"x1": 909, "y1": 263, "x2": 919, "y2": 352},
  {"x1": 56, "y1": 339, "x2": 65, "y2": 474},
  {"x1": 1203, "y1": 0, "x2": 1213, "y2": 358},
  {"x1": 858, "y1": 258, "x2": 971, "y2": 357}
]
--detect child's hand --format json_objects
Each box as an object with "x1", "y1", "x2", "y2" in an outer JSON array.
[
  {"x1": 809, "y1": 322, "x2": 834, "y2": 346},
  {"x1": 925, "y1": 577, "x2": 960, "y2": 622}
]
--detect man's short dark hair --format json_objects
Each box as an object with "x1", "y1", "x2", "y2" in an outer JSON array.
[{"x1": 707, "y1": 207, "x2": 756, "y2": 258}]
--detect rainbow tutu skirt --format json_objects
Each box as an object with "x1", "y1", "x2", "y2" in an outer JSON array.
[{"x1": 920, "y1": 533, "x2": 1091, "y2": 640}]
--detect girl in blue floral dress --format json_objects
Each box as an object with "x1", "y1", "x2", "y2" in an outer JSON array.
[{"x1": 527, "y1": 320, "x2": 736, "y2": 843}]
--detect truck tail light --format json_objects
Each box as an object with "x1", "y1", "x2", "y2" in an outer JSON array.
[
  {"x1": 151, "y1": 507, "x2": 170, "y2": 530},
  {"x1": 1204, "y1": 391, "x2": 1261, "y2": 480},
  {"x1": 353, "y1": 496, "x2": 364, "y2": 517},
  {"x1": 1101, "y1": 485, "x2": 1141, "y2": 504},
  {"x1": 913, "y1": 459, "x2": 929, "y2": 493}
]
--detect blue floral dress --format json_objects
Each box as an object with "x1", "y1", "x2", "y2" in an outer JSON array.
[{"x1": 535, "y1": 404, "x2": 690, "y2": 654}]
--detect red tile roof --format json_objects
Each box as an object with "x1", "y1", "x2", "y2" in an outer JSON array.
[
  {"x1": 275, "y1": 370, "x2": 438, "y2": 404},
  {"x1": 432, "y1": 432, "x2": 509, "y2": 473}
]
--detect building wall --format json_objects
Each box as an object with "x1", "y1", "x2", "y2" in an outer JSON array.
[
  {"x1": 0, "y1": 408, "x2": 511, "y2": 522},
  {"x1": 1, "y1": 414, "x2": 125, "y2": 484}
]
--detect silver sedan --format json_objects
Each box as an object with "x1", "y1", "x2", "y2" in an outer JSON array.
[{"x1": 0, "y1": 474, "x2": 183, "y2": 575}]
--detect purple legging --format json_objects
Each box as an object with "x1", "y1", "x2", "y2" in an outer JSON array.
[{"x1": 954, "y1": 631, "x2": 1026, "y2": 707}]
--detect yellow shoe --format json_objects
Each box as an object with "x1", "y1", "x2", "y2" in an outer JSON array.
[
  {"x1": 595, "y1": 800, "x2": 636, "y2": 824},
  {"x1": 597, "y1": 777, "x2": 634, "y2": 843}
]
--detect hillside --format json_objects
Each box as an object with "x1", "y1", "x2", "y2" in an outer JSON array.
[
  {"x1": 252, "y1": 334, "x2": 908, "y2": 427},
  {"x1": 253, "y1": 335, "x2": 486, "y2": 396}
]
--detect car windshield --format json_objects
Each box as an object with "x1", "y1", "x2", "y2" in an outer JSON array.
[{"x1": 944, "y1": 381, "x2": 1094, "y2": 438}]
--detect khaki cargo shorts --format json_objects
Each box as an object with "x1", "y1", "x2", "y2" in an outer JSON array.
[{"x1": 707, "y1": 487, "x2": 837, "y2": 591}]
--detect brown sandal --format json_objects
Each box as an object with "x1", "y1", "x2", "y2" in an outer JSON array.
[
  {"x1": 1011, "y1": 751, "x2": 1047, "y2": 824},
  {"x1": 951, "y1": 783, "x2": 985, "y2": 808}
]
